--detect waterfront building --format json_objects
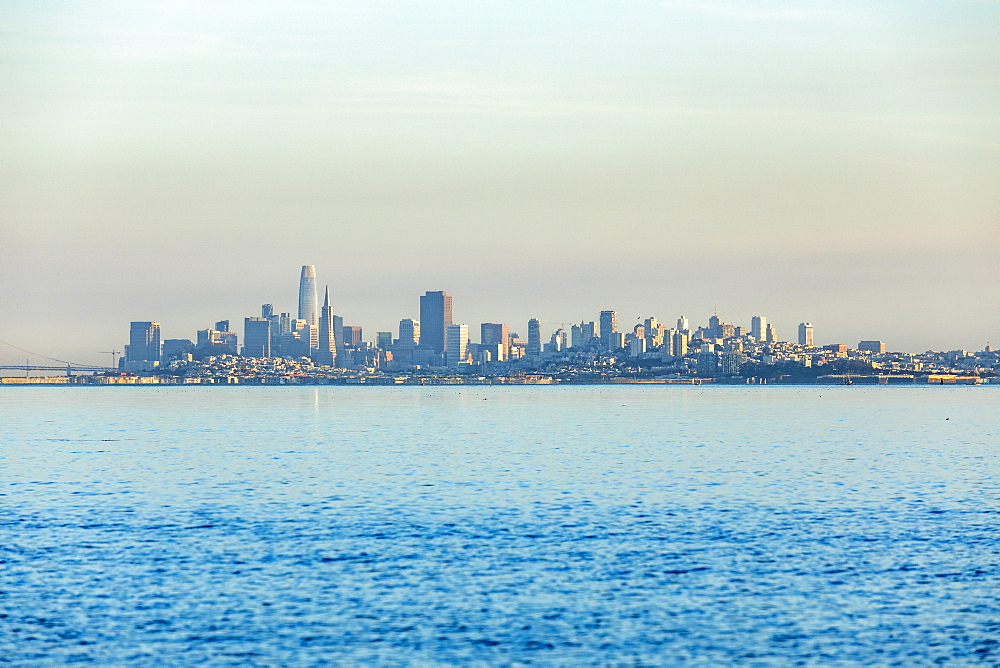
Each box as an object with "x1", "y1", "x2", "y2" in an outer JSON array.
[
  {"x1": 798, "y1": 322, "x2": 814, "y2": 347},
  {"x1": 600, "y1": 310, "x2": 618, "y2": 350},
  {"x1": 298, "y1": 265, "x2": 318, "y2": 327},
  {"x1": 314, "y1": 287, "x2": 337, "y2": 366},
  {"x1": 527, "y1": 318, "x2": 542, "y2": 356},
  {"x1": 243, "y1": 317, "x2": 271, "y2": 358},
  {"x1": 419, "y1": 291, "x2": 453, "y2": 354},
  {"x1": 445, "y1": 324, "x2": 469, "y2": 367}
]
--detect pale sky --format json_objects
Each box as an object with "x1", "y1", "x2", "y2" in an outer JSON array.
[{"x1": 2, "y1": 1, "x2": 997, "y2": 363}]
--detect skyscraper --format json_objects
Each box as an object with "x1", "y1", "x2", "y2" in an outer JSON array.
[
  {"x1": 419, "y1": 291, "x2": 452, "y2": 354},
  {"x1": 126, "y1": 322, "x2": 161, "y2": 362},
  {"x1": 298, "y1": 265, "x2": 318, "y2": 328},
  {"x1": 314, "y1": 286, "x2": 336, "y2": 367},
  {"x1": 677, "y1": 315, "x2": 690, "y2": 332},
  {"x1": 243, "y1": 317, "x2": 271, "y2": 358},
  {"x1": 751, "y1": 315, "x2": 767, "y2": 341},
  {"x1": 445, "y1": 324, "x2": 468, "y2": 367},
  {"x1": 599, "y1": 310, "x2": 618, "y2": 350},
  {"x1": 399, "y1": 319, "x2": 420, "y2": 346},
  {"x1": 527, "y1": 318, "x2": 541, "y2": 356},
  {"x1": 798, "y1": 322, "x2": 814, "y2": 346},
  {"x1": 480, "y1": 323, "x2": 509, "y2": 360}
]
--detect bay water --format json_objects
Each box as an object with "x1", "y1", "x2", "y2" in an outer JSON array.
[{"x1": 1, "y1": 386, "x2": 997, "y2": 664}]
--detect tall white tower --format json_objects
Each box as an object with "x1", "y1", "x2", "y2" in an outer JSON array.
[
  {"x1": 314, "y1": 286, "x2": 337, "y2": 367},
  {"x1": 298, "y1": 265, "x2": 318, "y2": 327}
]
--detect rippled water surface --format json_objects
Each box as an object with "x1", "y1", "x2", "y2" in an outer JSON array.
[{"x1": 2, "y1": 386, "x2": 997, "y2": 664}]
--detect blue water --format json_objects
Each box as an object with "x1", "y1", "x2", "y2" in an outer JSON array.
[{"x1": 2, "y1": 386, "x2": 997, "y2": 664}]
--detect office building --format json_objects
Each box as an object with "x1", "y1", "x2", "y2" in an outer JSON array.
[
  {"x1": 751, "y1": 315, "x2": 766, "y2": 341},
  {"x1": 445, "y1": 324, "x2": 469, "y2": 367},
  {"x1": 550, "y1": 328, "x2": 568, "y2": 351},
  {"x1": 376, "y1": 332, "x2": 393, "y2": 350},
  {"x1": 480, "y1": 323, "x2": 509, "y2": 347},
  {"x1": 599, "y1": 310, "x2": 618, "y2": 350},
  {"x1": 342, "y1": 326, "x2": 363, "y2": 347},
  {"x1": 243, "y1": 317, "x2": 271, "y2": 358},
  {"x1": 298, "y1": 265, "x2": 318, "y2": 327},
  {"x1": 798, "y1": 322, "x2": 814, "y2": 346},
  {"x1": 527, "y1": 318, "x2": 542, "y2": 356},
  {"x1": 419, "y1": 291, "x2": 452, "y2": 353},
  {"x1": 314, "y1": 287, "x2": 337, "y2": 366},
  {"x1": 127, "y1": 322, "x2": 161, "y2": 362},
  {"x1": 858, "y1": 340, "x2": 886, "y2": 354},
  {"x1": 396, "y1": 319, "x2": 419, "y2": 361},
  {"x1": 677, "y1": 315, "x2": 690, "y2": 332},
  {"x1": 672, "y1": 330, "x2": 689, "y2": 357},
  {"x1": 333, "y1": 315, "x2": 344, "y2": 352},
  {"x1": 480, "y1": 323, "x2": 509, "y2": 360},
  {"x1": 161, "y1": 339, "x2": 193, "y2": 360}
]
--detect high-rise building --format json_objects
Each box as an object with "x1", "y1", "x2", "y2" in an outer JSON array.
[
  {"x1": 765, "y1": 323, "x2": 778, "y2": 343},
  {"x1": 314, "y1": 286, "x2": 337, "y2": 366},
  {"x1": 750, "y1": 315, "x2": 766, "y2": 341},
  {"x1": 445, "y1": 324, "x2": 469, "y2": 367},
  {"x1": 342, "y1": 326, "x2": 363, "y2": 347},
  {"x1": 798, "y1": 322, "x2": 814, "y2": 346},
  {"x1": 708, "y1": 315, "x2": 721, "y2": 338},
  {"x1": 672, "y1": 330, "x2": 689, "y2": 357},
  {"x1": 162, "y1": 339, "x2": 193, "y2": 359},
  {"x1": 398, "y1": 318, "x2": 419, "y2": 346},
  {"x1": 677, "y1": 315, "x2": 690, "y2": 332},
  {"x1": 550, "y1": 328, "x2": 568, "y2": 351},
  {"x1": 571, "y1": 321, "x2": 598, "y2": 348},
  {"x1": 419, "y1": 291, "x2": 452, "y2": 353},
  {"x1": 376, "y1": 332, "x2": 393, "y2": 349},
  {"x1": 127, "y1": 322, "x2": 161, "y2": 362},
  {"x1": 332, "y1": 315, "x2": 344, "y2": 353},
  {"x1": 480, "y1": 323, "x2": 509, "y2": 360},
  {"x1": 527, "y1": 318, "x2": 542, "y2": 356},
  {"x1": 298, "y1": 265, "x2": 318, "y2": 327},
  {"x1": 599, "y1": 310, "x2": 618, "y2": 350},
  {"x1": 243, "y1": 317, "x2": 271, "y2": 358}
]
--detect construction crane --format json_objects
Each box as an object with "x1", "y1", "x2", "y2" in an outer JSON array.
[{"x1": 100, "y1": 349, "x2": 121, "y2": 370}]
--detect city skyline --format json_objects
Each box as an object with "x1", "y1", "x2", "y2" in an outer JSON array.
[
  {"x1": 2, "y1": 2, "x2": 997, "y2": 362},
  {"x1": 105, "y1": 264, "x2": 986, "y2": 368}
]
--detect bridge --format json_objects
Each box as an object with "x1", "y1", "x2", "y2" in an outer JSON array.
[{"x1": 0, "y1": 340, "x2": 117, "y2": 376}]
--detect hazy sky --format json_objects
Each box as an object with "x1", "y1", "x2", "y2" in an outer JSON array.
[{"x1": 2, "y1": 1, "x2": 997, "y2": 363}]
